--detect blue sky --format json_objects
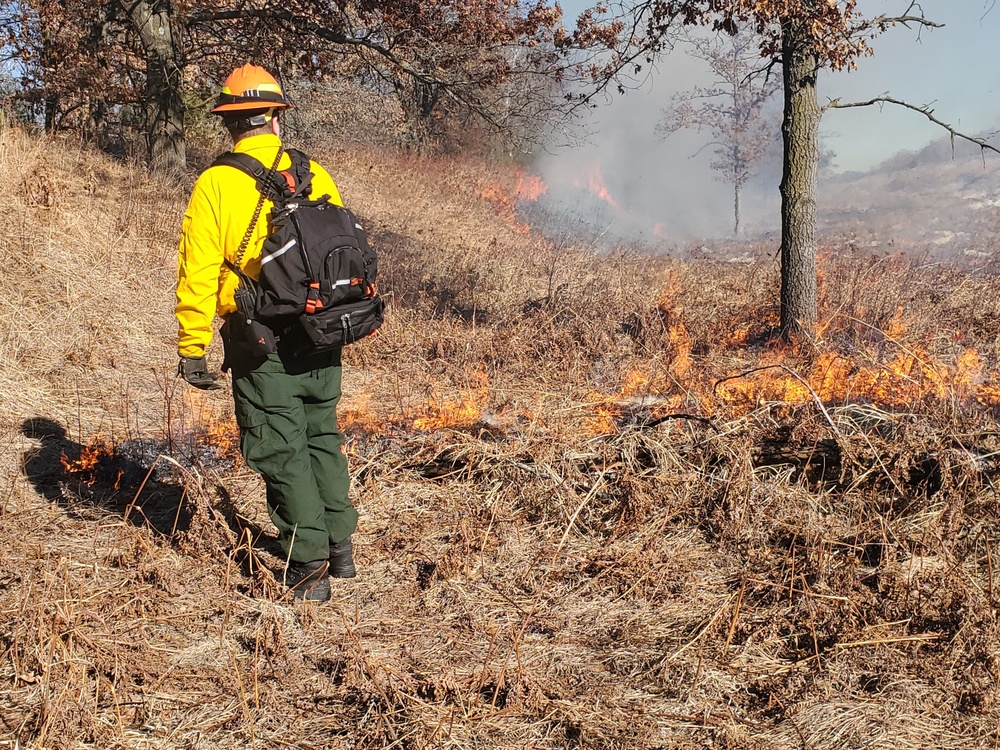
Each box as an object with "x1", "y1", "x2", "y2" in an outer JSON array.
[
  {"x1": 538, "y1": 1, "x2": 1000, "y2": 237},
  {"x1": 819, "y1": 2, "x2": 1000, "y2": 172},
  {"x1": 558, "y1": 0, "x2": 1000, "y2": 170}
]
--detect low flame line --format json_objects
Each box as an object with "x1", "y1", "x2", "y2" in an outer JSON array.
[{"x1": 714, "y1": 364, "x2": 842, "y2": 440}]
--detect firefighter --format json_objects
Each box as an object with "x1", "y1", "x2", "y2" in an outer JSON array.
[{"x1": 175, "y1": 64, "x2": 357, "y2": 601}]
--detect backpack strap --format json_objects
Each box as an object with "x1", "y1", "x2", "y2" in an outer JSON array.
[
  {"x1": 284, "y1": 148, "x2": 315, "y2": 199},
  {"x1": 211, "y1": 151, "x2": 292, "y2": 202},
  {"x1": 211, "y1": 148, "x2": 284, "y2": 274}
]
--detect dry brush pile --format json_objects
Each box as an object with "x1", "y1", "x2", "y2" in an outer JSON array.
[{"x1": 2, "y1": 123, "x2": 1000, "y2": 749}]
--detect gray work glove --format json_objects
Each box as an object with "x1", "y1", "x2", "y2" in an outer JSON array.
[{"x1": 177, "y1": 356, "x2": 223, "y2": 390}]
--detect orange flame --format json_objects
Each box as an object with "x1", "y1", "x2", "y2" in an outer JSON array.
[
  {"x1": 583, "y1": 367, "x2": 683, "y2": 436},
  {"x1": 60, "y1": 438, "x2": 119, "y2": 489},
  {"x1": 480, "y1": 182, "x2": 532, "y2": 235},
  {"x1": 575, "y1": 161, "x2": 622, "y2": 211},
  {"x1": 203, "y1": 416, "x2": 239, "y2": 457},
  {"x1": 885, "y1": 307, "x2": 909, "y2": 340},
  {"x1": 61, "y1": 439, "x2": 111, "y2": 476},
  {"x1": 181, "y1": 390, "x2": 240, "y2": 456},
  {"x1": 412, "y1": 371, "x2": 490, "y2": 431},
  {"x1": 587, "y1": 400, "x2": 619, "y2": 436},
  {"x1": 976, "y1": 384, "x2": 1000, "y2": 408},
  {"x1": 669, "y1": 323, "x2": 693, "y2": 378},
  {"x1": 582, "y1": 295, "x2": 1000, "y2": 433},
  {"x1": 340, "y1": 391, "x2": 391, "y2": 435},
  {"x1": 412, "y1": 397, "x2": 483, "y2": 430},
  {"x1": 515, "y1": 173, "x2": 547, "y2": 201},
  {"x1": 712, "y1": 345, "x2": 997, "y2": 414}
]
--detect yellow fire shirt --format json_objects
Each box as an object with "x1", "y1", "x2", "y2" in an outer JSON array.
[{"x1": 176, "y1": 134, "x2": 343, "y2": 358}]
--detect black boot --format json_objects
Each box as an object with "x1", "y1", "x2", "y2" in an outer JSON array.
[
  {"x1": 329, "y1": 537, "x2": 357, "y2": 578},
  {"x1": 284, "y1": 559, "x2": 331, "y2": 601}
]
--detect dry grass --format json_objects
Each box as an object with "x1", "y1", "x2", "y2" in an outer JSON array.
[{"x1": 3, "y1": 122, "x2": 1000, "y2": 748}]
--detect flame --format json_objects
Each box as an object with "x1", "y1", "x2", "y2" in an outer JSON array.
[
  {"x1": 203, "y1": 416, "x2": 239, "y2": 456},
  {"x1": 515, "y1": 173, "x2": 547, "y2": 201},
  {"x1": 581, "y1": 295, "x2": 1000, "y2": 433},
  {"x1": 715, "y1": 355, "x2": 812, "y2": 409},
  {"x1": 720, "y1": 310, "x2": 781, "y2": 349},
  {"x1": 712, "y1": 345, "x2": 997, "y2": 414},
  {"x1": 976, "y1": 384, "x2": 1000, "y2": 408},
  {"x1": 340, "y1": 391, "x2": 391, "y2": 435},
  {"x1": 412, "y1": 397, "x2": 482, "y2": 430},
  {"x1": 669, "y1": 323, "x2": 693, "y2": 378},
  {"x1": 584, "y1": 368, "x2": 679, "y2": 436},
  {"x1": 412, "y1": 371, "x2": 490, "y2": 430},
  {"x1": 587, "y1": 400, "x2": 619, "y2": 436},
  {"x1": 479, "y1": 183, "x2": 511, "y2": 210},
  {"x1": 575, "y1": 161, "x2": 622, "y2": 211},
  {"x1": 479, "y1": 169, "x2": 545, "y2": 235},
  {"x1": 724, "y1": 324, "x2": 754, "y2": 348},
  {"x1": 60, "y1": 438, "x2": 120, "y2": 489},
  {"x1": 479, "y1": 183, "x2": 532, "y2": 236},
  {"x1": 620, "y1": 370, "x2": 652, "y2": 396},
  {"x1": 181, "y1": 389, "x2": 239, "y2": 456},
  {"x1": 956, "y1": 349, "x2": 983, "y2": 385},
  {"x1": 61, "y1": 439, "x2": 112, "y2": 476},
  {"x1": 884, "y1": 307, "x2": 908, "y2": 340},
  {"x1": 657, "y1": 285, "x2": 693, "y2": 377}
]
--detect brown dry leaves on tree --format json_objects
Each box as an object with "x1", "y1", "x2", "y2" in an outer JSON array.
[
  {"x1": 644, "y1": 0, "x2": 878, "y2": 69},
  {"x1": 7, "y1": 0, "x2": 573, "y2": 164}
]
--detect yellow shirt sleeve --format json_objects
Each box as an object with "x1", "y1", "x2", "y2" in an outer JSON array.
[{"x1": 176, "y1": 173, "x2": 224, "y2": 359}]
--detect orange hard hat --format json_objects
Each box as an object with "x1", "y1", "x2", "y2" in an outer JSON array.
[{"x1": 210, "y1": 64, "x2": 292, "y2": 114}]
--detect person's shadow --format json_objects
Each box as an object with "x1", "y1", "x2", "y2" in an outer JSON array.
[{"x1": 20, "y1": 418, "x2": 281, "y2": 567}]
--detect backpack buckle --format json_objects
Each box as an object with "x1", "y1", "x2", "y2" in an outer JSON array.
[{"x1": 304, "y1": 281, "x2": 323, "y2": 314}]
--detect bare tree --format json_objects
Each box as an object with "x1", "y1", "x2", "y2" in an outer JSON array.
[{"x1": 657, "y1": 30, "x2": 780, "y2": 237}]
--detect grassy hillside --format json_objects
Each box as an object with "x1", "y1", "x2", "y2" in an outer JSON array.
[
  {"x1": 4, "y1": 123, "x2": 1000, "y2": 748},
  {"x1": 817, "y1": 134, "x2": 1000, "y2": 259}
]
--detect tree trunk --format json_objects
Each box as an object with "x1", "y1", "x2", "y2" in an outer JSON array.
[
  {"x1": 40, "y1": 21, "x2": 59, "y2": 133},
  {"x1": 395, "y1": 77, "x2": 441, "y2": 153},
  {"x1": 43, "y1": 94, "x2": 59, "y2": 132},
  {"x1": 733, "y1": 181, "x2": 743, "y2": 237},
  {"x1": 778, "y1": 20, "x2": 821, "y2": 336},
  {"x1": 127, "y1": 1, "x2": 186, "y2": 174},
  {"x1": 86, "y1": 97, "x2": 107, "y2": 148}
]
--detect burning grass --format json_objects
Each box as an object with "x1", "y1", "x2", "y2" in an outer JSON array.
[{"x1": 3, "y1": 122, "x2": 1000, "y2": 747}]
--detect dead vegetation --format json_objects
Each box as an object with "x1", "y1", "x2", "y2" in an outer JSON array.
[{"x1": 2, "y1": 122, "x2": 1000, "y2": 748}]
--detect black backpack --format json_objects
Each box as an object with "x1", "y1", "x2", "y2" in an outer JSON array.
[{"x1": 213, "y1": 148, "x2": 384, "y2": 355}]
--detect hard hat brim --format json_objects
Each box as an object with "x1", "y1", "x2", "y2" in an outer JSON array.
[{"x1": 211, "y1": 100, "x2": 293, "y2": 114}]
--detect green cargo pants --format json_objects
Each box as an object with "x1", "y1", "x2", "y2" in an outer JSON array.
[{"x1": 224, "y1": 333, "x2": 357, "y2": 564}]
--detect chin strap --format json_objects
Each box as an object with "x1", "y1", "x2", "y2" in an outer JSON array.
[{"x1": 223, "y1": 109, "x2": 274, "y2": 131}]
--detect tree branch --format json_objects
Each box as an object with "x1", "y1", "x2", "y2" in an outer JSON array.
[
  {"x1": 827, "y1": 95, "x2": 1000, "y2": 156},
  {"x1": 186, "y1": 8, "x2": 432, "y2": 84},
  {"x1": 185, "y1": 6, "x2": 555, "y2": 140},
  {"x1": 563, "y1": 2, "x2": 681, "y2": 113},
  {"x1": 866, "y1": 14, "x2": 943, "y2": 30}
]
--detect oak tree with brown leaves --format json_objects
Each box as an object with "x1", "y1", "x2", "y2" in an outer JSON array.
[{"x1": 2, "y1": 0, "x2": 567, "y2": 173}]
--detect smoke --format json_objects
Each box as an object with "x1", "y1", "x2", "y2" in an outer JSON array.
[
  {"x1": 529, "y1": 44, "x2": 782, "y2": 244},
  {"x1": 525, "y1": 1, "x2": 1000, "y2": 248}
]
